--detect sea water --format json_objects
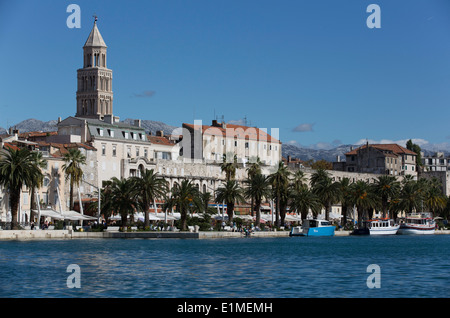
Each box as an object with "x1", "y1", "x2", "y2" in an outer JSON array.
[{"x1": 0, "y1": 235, "x2": 449, "y2": 298}]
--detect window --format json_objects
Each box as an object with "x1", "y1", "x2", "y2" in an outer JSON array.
[
  {"x1": 245, "y1": 142, "x2": 249, "y2": 148},
  {"x1": 112, "y1": 145, "x2": 117, "y2": 157},
  {"x1": 102, "y1": 144, "x2": 106, "y2": 156},
  {"x1": 136, "y1": 148, "x2": 140, "y2": 157},
  {"x1": 144, "y1": 148, "x2": 148, "y2": 158}
]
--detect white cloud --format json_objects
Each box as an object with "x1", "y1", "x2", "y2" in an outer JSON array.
[
  {"x1": 293, "y1": 123, "x2": 314, "y2": 132},
  {"x1": 354, "y1": 138, "x2": 429, "y2": 148}
]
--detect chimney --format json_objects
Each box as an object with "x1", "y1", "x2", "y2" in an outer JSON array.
[
  {"x1": 104, "y1": 114, "x2": 114, "y2": 124},
  {"x1": 287, "y1": 155, "x2": 291, "y2": 162},
  {"x1": 156, "y1": 130, "x2": 164, "y2": 137},
  {"x1": 58, "y1": 117, "x2": 61, "y2": 123},
  {"x1": 336, "y1": 155, "x2": 340, "y2": 162},
  {"x1": 134, "y1": 119, "x2": 141, "y2": 127},
  {"x1": 212, "y1": 119, "x2": 219, "y2": 127}
]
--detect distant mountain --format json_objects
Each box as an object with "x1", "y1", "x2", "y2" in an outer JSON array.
[
  {"x1": 4, "y1": 118, "x2": 450, "y2": 160},
  {"x1": 282, "y1": 143, "x2": 353, "y2": 162},
  {"x1": 121, "y1": 118, "x2": 179, "y2": 136},
  {"x1": 2, "y1": 118, "x2": 180, "y2": 137}
]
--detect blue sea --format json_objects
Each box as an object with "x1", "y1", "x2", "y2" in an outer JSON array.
[{"x1": 0, "y1": 235, "x2": 449, "y2": 298}]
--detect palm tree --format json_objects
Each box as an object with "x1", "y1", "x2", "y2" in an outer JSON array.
[
  {"x1": 421, "y1": 177, "x2": 447, "y2": 215},
  {"x1": 220, "y1": 153, "x2": 238, "y2": 181},
  {"x1": 397, "y1": 177, "x2": 424, "y2": 218},
  {"x1": 29, "y1": 151, "x2": 47, "y2": 224},
  {"x1": 215, "y1": 180, "x2": 245, "y2": 226},
  {"x1": 0, "y1": 148, "x2": 43, "y2": 229},
  {"x1": 310, "y1": 169, "x2": 340, "y2": 220},
  {"x1": 336, "y1": 177, "x2": 353, "y2": 227},
  {"x1": 200, "y1": 191, "x2": 213, "y2": 214},
  {"x1": 289, "y1": 185, "x2": 321, "y2": 221},
  {"x1": 110, "y1": 177, "x2": 138, "y2": 229},
  {"x1": 291, "y1": 170, "x2": 308, "y2": 193},
  {"x1": 62, "y1": 148, "x2": 86, "y2": 210},
  {"x1": 244, "y1": 173, "x2": 271, "y2": 227},
  {"x1": 268, "y1": 162, "x2": 290, "y2": 226},
  {"x1": 132, "y1": 169, "x2": 167, "y2": 229},
  {"x1": 246, "y1": 156, "x2": 262, "y2": 216},
  {"x1": 168, "y1": 180, "x2": 202, "y2": 231},
  {"x1": 350, "y1": 180, "x2": 377, "y2": 227},
  {"x1": 372, "y1": 175, "x2": 400, "y2": 218}
]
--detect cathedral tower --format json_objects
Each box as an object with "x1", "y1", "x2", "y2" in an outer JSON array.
[{"x1": 76, "y1": 17, "x2": 113, "y2": 119}]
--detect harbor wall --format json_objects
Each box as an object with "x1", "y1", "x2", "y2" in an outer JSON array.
[{"x1": 0, "y1": 229, "x2": 449, "y2": 240}]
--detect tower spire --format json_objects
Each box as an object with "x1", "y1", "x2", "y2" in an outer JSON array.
[{"x1": 76, "y1": 18, "x2": 113, "y2": 120}]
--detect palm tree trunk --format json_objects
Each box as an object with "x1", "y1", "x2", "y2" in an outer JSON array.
[
  {"x1": 227, "y1": 201, "x2": 234, "y2": 225},
  {"x1": 180, "y1": 208, "x2": 187, "y2": 231},
  {"x1": 30, "y1": 187, "x2": 36, "y2": 224},
  {"x1": 10, "y1": 188, "x2": 20, "y2": 230},
  {"x1": 70, "y1": 177, "x2": 74, "y2": 211},
  {"x1": 255, "y1": 201, "x2": 261, "y2": 227}
]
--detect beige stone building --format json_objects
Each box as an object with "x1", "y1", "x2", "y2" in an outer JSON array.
[
  {"x1": 181, "y1": 119, "x2": 282, "y2": 166},
  {"x1": 340, "y1": 143, "x2": 418, "y2": 177}
]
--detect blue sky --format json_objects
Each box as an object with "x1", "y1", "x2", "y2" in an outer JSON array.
[{"x1": 1, "y1": 0, "x2": 450, "y2": 151}]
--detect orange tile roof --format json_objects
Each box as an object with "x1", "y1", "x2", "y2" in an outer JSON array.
[
  {"x1": 346, "y1": 144, "x2": 417, "y2": 156},
  {"x1": 183, "y1": 123, "x2": 281, "y2": 143},
  {"x1": 3, "y1": 143, "x2": 20, "y2": 151},
  {"x1": 147, "y1": 135, "x2": 175, "y2": 146}
]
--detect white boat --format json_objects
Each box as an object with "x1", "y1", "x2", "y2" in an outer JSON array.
[
  {"x1": 398, "y1": 212, "x2": 436, "y2": 235},
  {"x1": 366, "y1": 218, "x2": 399, "y2": 235}
]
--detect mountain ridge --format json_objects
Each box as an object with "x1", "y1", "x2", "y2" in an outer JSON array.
[{"x1": 1, "y1": 118, "x2": 449, "y2": 160}]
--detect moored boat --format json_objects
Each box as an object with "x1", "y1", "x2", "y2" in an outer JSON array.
[
  {"x1": 366, "y1": 218, "x2": 399, "y2": 235},
  {"x1": 398, "y1": 212, "x2": 436, "y2": 235},
  {"x1": 290, "y1": 219, "x2": 335, "y2": 237}
]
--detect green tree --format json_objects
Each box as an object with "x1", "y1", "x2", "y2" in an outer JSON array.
[
  {"x1": 372, "y1": 175, "x2": 400, "y2": 218},
  {"x1": 110, "y1": 177, "x2": 138, "y2": 229},
  {"x1": 310, "y1": 168, "x2": 340, "y2": 220},
  {"x1": 268, "y1": 162, "x2": 290, "y2": 226},
  {"x1": 246, "y1": 156, "x2": 262, "y2": 216},
  {"x1": 244, "y1": 173, "x2": 271, "y2": 227},
  {"x1": 215, "y1": 180, "x2": 245, "y2": 226},
  {"x1": 29, "y1": 151, "x2": 47, "y2": 224},
  {"x1": 132, "y1": 169, "x2": 167, "y2": 229},
  {"x1": 167, "y1": 180, "x2": 202, "y2": 231},
  {"x1": 220, "y1": 153, "x2": 238, "y2": 181},
  {"x1": 0, "y1": 148, "x2": 44, "y2": 229},
  {"x1": 406, "y1": 139, "x2": 423, "y2": 174},
  {"x1": 350, "y1": 180, "x2": 377, "y2": 227},
  {"x1": 62, "y1": 148, "x2": 86, "y2": 210},
  {"x1": 336, "y1": 177, "x2": 353, "y2": 227},
  {"x1": 289, "y1": 185, "x2": 321, "y2": 221}
]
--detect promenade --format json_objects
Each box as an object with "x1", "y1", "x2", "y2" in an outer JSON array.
[{"x1": 1, "y1": 229, "x2": 449, "y2": 240}]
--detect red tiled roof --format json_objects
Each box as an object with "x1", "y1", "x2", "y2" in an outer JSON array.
[
  {"x1": 147, "y1": 135, "x2": 175, "y2": 146},
  {"x1": 19, "y1": 131, "x2": 58, "y2": 138},
  {"x1": 3, "y1": 143, "x2": 20, "y2": 151},
  {"x1": 345, "y1": 144, "x2": 417, "y2": 156},
  {"x1": 183, "y1": 123, "x2": 281, "y2": 144}
]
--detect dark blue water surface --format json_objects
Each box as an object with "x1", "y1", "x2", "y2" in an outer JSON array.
[{"x1": 0, "y1": 235, "x2": 449, "y2": 298}]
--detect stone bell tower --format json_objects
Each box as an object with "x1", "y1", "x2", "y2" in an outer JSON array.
[{"x1": 76, "y1": 17, "x2": 113, "y2": 119}]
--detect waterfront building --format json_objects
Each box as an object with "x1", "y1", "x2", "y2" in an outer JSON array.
[
  {"x1": 337, "y1": 143, "x2": 418, "y2": 177},
  {"x1": 421, "y1": 151, "x2": 450, "y2": 172},
  {"x1": 181, "y1": 119, "x2": 282, "y2": 166}
]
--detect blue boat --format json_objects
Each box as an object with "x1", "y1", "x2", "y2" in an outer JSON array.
[{"x1": 290, "y1": 219, "x2": 335, "y2": 237}]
